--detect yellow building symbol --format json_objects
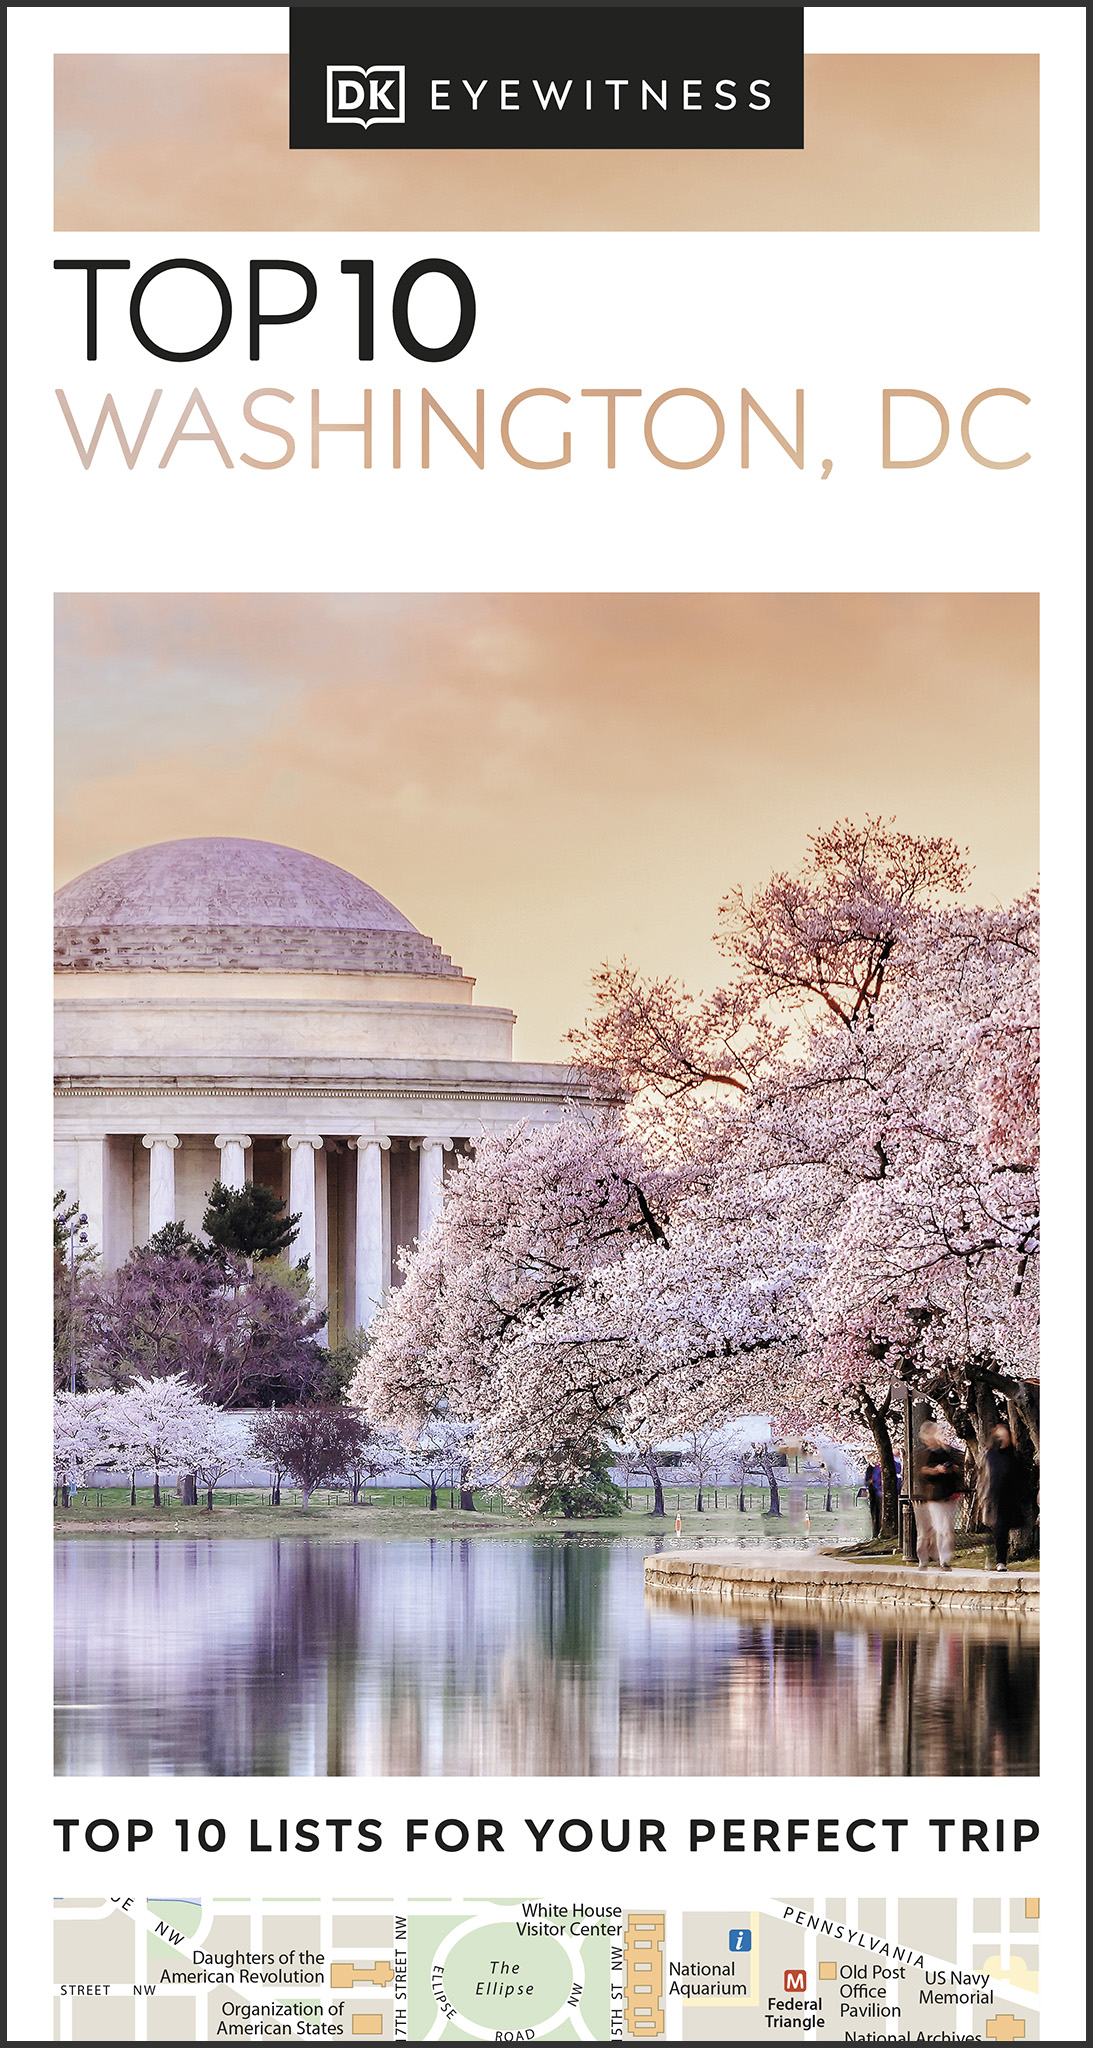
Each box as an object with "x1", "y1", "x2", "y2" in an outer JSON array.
[
  {"x1": 624, "y1": 1912, "x2": 665, "y2": 2037},
  {"x1": 331, "y1": 1961, "x2": 395, "y2": 1989}
]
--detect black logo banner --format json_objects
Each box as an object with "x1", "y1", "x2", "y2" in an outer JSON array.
[{"x1": 289, "y1": 6, "x2": 804, "y2": 150}]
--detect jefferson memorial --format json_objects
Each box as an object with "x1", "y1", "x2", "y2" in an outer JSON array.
[{"x1": 54, "y1": 837, "x2": 591, "y2": 1341}]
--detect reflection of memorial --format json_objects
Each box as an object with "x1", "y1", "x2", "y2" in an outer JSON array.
[
  {"x1": 54, "y1": 1537, "x2": 1038, "y2": 1779},
  {"x1": 54, "y1": 838, "x2": 591, "y2": 1338}
]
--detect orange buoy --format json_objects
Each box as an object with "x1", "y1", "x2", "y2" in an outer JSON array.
[{"x1": 675, "y1": 1512, "x2": 682, "y2": 1535}]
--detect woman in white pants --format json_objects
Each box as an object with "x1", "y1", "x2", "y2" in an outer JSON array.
[{"x1": 914, "y1": 1421, "x2": 967, "y2": 1569}]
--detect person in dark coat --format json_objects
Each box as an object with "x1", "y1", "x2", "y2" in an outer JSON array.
[
  {"x1": 978, "y1": 1424, "x2": 1032, "y2": 1571},
  {"x1": 863, "y1": 1462, "x2": 883, "y2": 1537}
]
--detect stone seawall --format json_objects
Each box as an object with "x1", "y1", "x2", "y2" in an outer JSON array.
[{"x1": 644, "y1": 1548, "x2": 1038, "y2": 1617}]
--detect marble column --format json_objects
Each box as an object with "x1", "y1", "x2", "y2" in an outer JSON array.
[
  {"x1": 351, "y1": 1136, "x2": 391, "y2": 1331},
  {"x1": 285, "y1": 1135, "x2": 323, "y2": 1283},
  {"x1": 417, "y1": 1138, "x2": 453, "y2": 1240},
  {"x1": 214, "y1": 1134, "x2": 252, "y2": 1190},
  {"x1": 142, "y1": 1134, "x2": 180, "y2": 1235}
]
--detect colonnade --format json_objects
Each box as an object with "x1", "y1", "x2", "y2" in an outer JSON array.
[{"x1": 137, "y1": 1130, "x2": 456, "y2": 1331}]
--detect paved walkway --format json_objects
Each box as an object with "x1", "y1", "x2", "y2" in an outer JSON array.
[{"x1": 644, "y1": 1546, "x2": 1038, "y2": 1615}]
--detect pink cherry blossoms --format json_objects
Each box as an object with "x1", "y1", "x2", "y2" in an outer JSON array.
[{"x1": 354, "y1": 820, "x2": 1039, "y2": 1523}]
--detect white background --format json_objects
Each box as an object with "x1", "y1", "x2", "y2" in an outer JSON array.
[{"x1": 7, "y1": 7, "x2": 1086, "y2": 2041}]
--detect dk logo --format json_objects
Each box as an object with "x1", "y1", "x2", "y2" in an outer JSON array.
[{"x1": 326, "y1": 63, "x2": 406, "y2": 130}]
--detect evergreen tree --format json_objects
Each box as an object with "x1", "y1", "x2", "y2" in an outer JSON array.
[
  {"x1": 202, "y1": 1180, "x2": 301, "y2": 1261},
  {"x1": 522, "y1": 1444, "x2": 626, "y2": 1519}
]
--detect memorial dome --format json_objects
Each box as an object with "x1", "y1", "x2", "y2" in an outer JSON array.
[{"x1": 53, "y1": 837, "x2": 462, "y2": 977}]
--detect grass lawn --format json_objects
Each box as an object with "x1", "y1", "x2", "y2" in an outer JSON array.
[{"x1": 55, "y1": 1484, "x2": 873, "y2": 1543}]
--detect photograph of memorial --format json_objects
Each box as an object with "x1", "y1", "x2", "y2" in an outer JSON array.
[{"x1": 54, "y1": 592, "x2": 1039, "y2": 1776}]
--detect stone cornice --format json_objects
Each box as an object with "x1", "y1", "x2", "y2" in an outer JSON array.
[
  {"x1": 54, "y1": 921, "x2": 463, "y2": 978},
  {"x1": 56, "y1": 1084, "x2": 594, "y2": 1105}
]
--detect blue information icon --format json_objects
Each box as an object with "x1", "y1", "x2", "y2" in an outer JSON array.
[{"x1": 729, "y1": 1928, "x2": 752, "y2": 1952}]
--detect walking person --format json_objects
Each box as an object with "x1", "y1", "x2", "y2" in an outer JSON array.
[
  {"x1": 913, "y1": 1421, "x2": 966, "y2": 1570},
  {"x1": 978, "y1": 1423, "x2": 1032, "y2": 1571},
  {"x1": 863, "y1": 1461, "x2": 883, "y2": 1538}
]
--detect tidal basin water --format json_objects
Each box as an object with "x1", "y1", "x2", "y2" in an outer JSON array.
[{"x1": 54, "y1": 1534, "x2": 1037, "y2": 1777}]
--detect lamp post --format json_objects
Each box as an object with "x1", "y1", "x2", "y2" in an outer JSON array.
[
  {"x1": 63, "y1": 1211, "x2": 89, "y2": 1393},
  {"x1": 892, "y1": 1379, "x2": 917, "y2": 1561}
]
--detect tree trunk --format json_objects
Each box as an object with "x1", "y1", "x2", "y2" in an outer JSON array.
[
  {"x1": 738, "y1": 1486, "x2": 745, "y2": 1512},
  {"x1": 153, "y1": 1474, "x2": 161, "y2": 1507},
  {"x1": 61, "y1": 1483, "x2": 70, "y2": 1509},
  {"x1": 1010, "y1": 1379, "x2": 1040, "y2": 1457},
  {"x1": 759, "y1": 1452, "x2": 781, "y2": 1517},
  {"x1": 271, "y1": 1480, "x2": 281, "y2": 1505},
  {"x1": 824, "y1": 1480, "x2": 832, "y2": 1512},
  {"x1": 695, "y1": 1482, "x2": 704, "y2": 1512},
  {"x1": 130, "y1": 1473, "x2": 137, "y2": 1507},
  {"x1": 459, "y1": 1486, "x2": 476, "y2": 1511},
  {"x1": 205, "y1": 1487, "x2": 214, "y2": 1511},
  {"x1": 351, "y1": 1478, "x2": 362, "y2": 1504},
  {"x1": 301, "y1": 1483, "x2": 312, "y2": 1509},
  {"x1": 650, "y1": 1470, "x2": 665, "y2": 1517},
  {"x1": 1005, "y1": 1394, "x2": 1040, "y2": 1557},
  {"x1": 180, "y1": 1470, "x2": 197, "y2": 1506},
  {"x1": 860, "y1": 1387, "x2": 899, "y2": 1535},
  {"x1": 428, "y1": 1481, "x2": 438, "y2": 1510}
]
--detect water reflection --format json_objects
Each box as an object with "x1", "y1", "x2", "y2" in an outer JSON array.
[{"x1": 54, "y1": 1536, "x2": 1037, "y2": 1777}]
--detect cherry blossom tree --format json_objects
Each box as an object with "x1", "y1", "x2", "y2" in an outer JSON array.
[
  {"x1": 677, "y1": 1415, "x2": 772, "y2": 1512},
  {"x1": 247, "y1": 1404, "x2": 371, "y2": 1510},
  {"x1": 570, "y1": 825, "x2": 1038, "y2": 1529},
  {"x1": 611, "y1": 1423, "x2": 672, "y2": 1518},
  {"x1": 352, "y1": 1116, "x2": 670, "y2": 1443},
  {"x1": 53, "y1": 1390, "x2": 118, "y2": 1506},
  {"x1": 335, "y1": 1420, "x2": 393, "y2": 1505},
  {"x1": 391, "y1": 1417, "x2": 478, "y2": 1510},
  {"x1": 187, "y1": 1411, "x2": 239, "y2": 1511},
  {"x1": 675, "y1": 1418, "x2": 727, "y2": 1512},
  {"x1": 356, "y1": 1121, "x2": 811, "y2": 1502},
  {"x1": 112, "y1": 1375, "x2": 222, "y2": 1508},
  {"x1": 808, "y1": 896, "x2": 1040, "y2": 1501},
  {"x1": 356, "y1": 822, "x2": 1038, "y2": 1536}
]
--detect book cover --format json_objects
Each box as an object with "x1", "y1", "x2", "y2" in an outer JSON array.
[{"x1": 6, "y1": 5, "x2": 1085, "y2": 2041}]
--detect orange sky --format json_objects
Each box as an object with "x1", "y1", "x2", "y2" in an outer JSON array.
[
  {"x1": 55, "y1": 54, "x2": 1038, "y2": 231},
  {"x1": 56, "y1": 594, "x2": 1038, "y2": 1062}
]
